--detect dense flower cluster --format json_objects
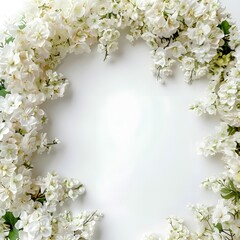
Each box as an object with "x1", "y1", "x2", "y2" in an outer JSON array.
[{"x1": 0, "y1": 0, "x2": 240, "y2": 239}]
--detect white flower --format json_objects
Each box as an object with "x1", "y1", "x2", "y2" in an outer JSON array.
[
  {"x1": 181, "y1": 57, "x2": 195, "y2": 71},
  {"x1": 0, "y1": 93, "x2": 22, "y2": 115},
  {"x1": 198, "y1": 123, "x2": 238, "y2": 157},
  {"x1": 86, "y1": 13, "x2": 100, "y2": 29},
  {"x1": 20, "y1": 209, "x2": 52, "y2": 240},
  {"x1": 195, "y1": 66, "x2": 208, "y2": 78},
  {"x1": 218, "y1": 80, "x2": 238, "y2": 108},
  {"x1": 233, "y1": 45, "x2": 240, "y2": 64},
  {"x1": 20, "y1": 132, "x2": 38, "y2": 155},
  {"x1": 28, "y1": 217, "x2": 52, "y2": 239},
  {"x1": 16, "y1": 108, "x2": 40, "y2": 131},
  {"x1": 25, "y1": 18, "x2": 50, "y2": 47},
  {"x1": 189, "y1": 203, "x2": 210, "y2": 222},
  {"x1": 71, "y1": 1, "x2": 87, "y2": 19},
  {"x1": 153, "y1": 48, "x2": 166, "y2": 67},
  {"x1": 154, "y1": 16, "x2": 167, "y2": 37},
  {"x1": 179, "y1": 0, "x2": 194, "y2": 16},
  {"x1": 183, "y1": 1, "x2": 206, "y2": 26},
  {"x1": 193, "y1": 44, "x2": 217, "y2": 63},
  {"x1": 167, "y1": 216, "x2": 190, "y2": 239},
  {"x1": 0, "y1": 162, "x2": 15, "y2": 177},
  {"x1": 0, "y1": 141, "x2": 18, "y2": 163},
  {"x1": 0, "y1": 46, "x2": 20, "y2": 75},
  {"x1": 229, "y1": 25, "x2": 240, "y2": 49},
  {"x1": 0, "y1": 182, "x2": 10, "y2": 202},
  {"x1": 0, "y1": 122, "x2": 11, "y2": 141},
  {"x1": 96, "y1": 2, "x2": 111, "y2": 16},
  {"x1": 212, "y1": 200, "x2": 231, "y2": 224},
  {"x1": 201, "y1": 177, "x2": 222, "y2": 192},
  {"x1": 166, "y1": 41, "x2": 186, "y2": 58},
  {"x1": 230, "y1": 66, "x2": 240, "y2": 78},
  {"x1": 163, "y1": 14, "x2": 179, "y2": 38},
  {"x1": 124, "y1": 3, "x2": 138, "y2": 20},
  {"x1": 187, "y1": 22, "x2": 211, "y2": 45},
  {"x1": 15, "y1": 211, "x2": 29, "y2": 230},
  {"x1": 8, "y1": 173, "x2": 23, "y2": 194},
  {"x1": 27, "y1": 93, "x2": 46, "y2": 105},
  {"x1": 67, "y1": 180, "x2": 85, "y2": 200}
]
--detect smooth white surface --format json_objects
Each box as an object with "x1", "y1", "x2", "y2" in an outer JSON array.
[{"x1": 0, "y1": 1, "x2": 239, "y2": 239}]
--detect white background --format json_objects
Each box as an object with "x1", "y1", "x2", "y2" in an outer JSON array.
[{"x1": 0, "y1": 1, "x2": 239, "y2": 239}]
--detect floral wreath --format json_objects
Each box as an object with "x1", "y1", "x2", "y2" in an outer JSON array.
[{"x1": 0, "y1": 0, "x2": 240, "y2": 239}]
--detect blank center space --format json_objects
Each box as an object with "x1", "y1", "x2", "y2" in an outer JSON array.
[{"x1": 33, "y1": 37, "x2": 223, "y2": 240}]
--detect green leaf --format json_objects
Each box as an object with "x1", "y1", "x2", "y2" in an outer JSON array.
[
  {"x1": 219, "y1": 20, "x2": 231, "y2": 35},
  {"x1": 227, "y1": 125, "x2": 238, "y2": 136},
  {"x1": 236, "y1": 142, "x2": 240, "y2": 156},
  {"x1": 8, "y1": 227, "x2": 19, "y2": 240},
  {"x1": 3, "y1": 212, "x2": 19, "y2": 240},
  {"x1": 5, "y1": 36, "x2": 15, "y2": 44},
  {"x1": 220, "y1": 180, "x2": 240, "y2": 203},
  {"x1": 30, "y1": 191, "x2": 46, "y2": 204},
  {"x1": 18, "y1": 16, "x2": 26, "y2": 30},
  {"x1": 18, "y1": 24, "x2": 26, "y2": 30},
  {"x1": 3, "y1": 212, "x2": 19, "y2": 227},
  {"x1": 229, "y1": 180, "x2": 237, "y2": 191},
  {"x1": 220, "y1": 188, "x2": 231, "y2": 194},
  {"x1": 35, "y1": 197, "x2": 46, "y2": 204},
  {"x1": 0, "y1": 88, "x2": 9, "y2": 97},
  {"x1": 221, "y1": 41, "x2": 232, "y2": 55},
  {"x1": 215, "y1": 223, "x2": 223, "y2": 233},
  {"x1": 221, "y1": 192, "x2": 236, "y2": 200}
]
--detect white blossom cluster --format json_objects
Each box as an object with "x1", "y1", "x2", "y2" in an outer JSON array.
[
  {"x1": 0, "y1": 0, "x2": 240, "y2": 239},
  {"x1": 198, "y1": 123, "x2": 240, "y2": 157}
]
